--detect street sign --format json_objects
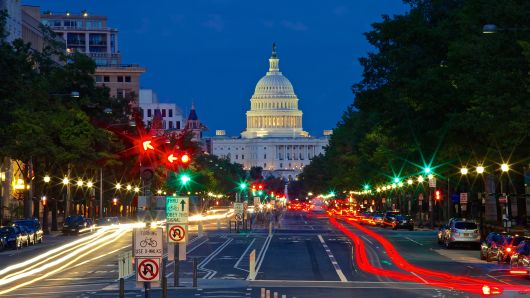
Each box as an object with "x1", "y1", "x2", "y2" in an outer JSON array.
[
  {"x1": 499, "y1": 196, "x2": 508, "y2": 204},
  {"x1": 451, "y1": 193, "x2": 459, "y2": 203},
  {"x1": 168, "y1": 224, "x2": 186, "y2": 243},
  {"x1": 459, "y1": 193, "x2": 468, "y2": 204},
  {"x1": 253, "y1": 197, "x2": 260, "y2": 207},
  {"x1": 234, "y1": 202, "x2": 244, "y2": 216},
  {"x1": 235, "y1": 214, "x2": 242, "y2": 221},
  {"x1": 428, "y1": 178, "x2": 436, "y2": 188},
  {"x1": 418, "y1": 193, "x2": 424, "y2": 201},
  {"x1": 166, "y1": 196, "x2": 189, "y2": 223},
  {"x1": 134, "y1": 228, "x2": 163, "y2": 258},
  {"x1": 118, "y1": 251, "x2": 133, "y2": 279},
  {"x1": 136, "y1": 258, "x2": 161, "y2": 282}
]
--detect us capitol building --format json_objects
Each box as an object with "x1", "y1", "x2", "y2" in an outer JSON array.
[{"x1": 207, "y1": 44, "x2": 330, "y2": 179}]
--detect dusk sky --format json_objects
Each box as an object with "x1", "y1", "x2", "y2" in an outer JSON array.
[{"x1": 26, "y1": 0, "x2": 409, "y2": 136}]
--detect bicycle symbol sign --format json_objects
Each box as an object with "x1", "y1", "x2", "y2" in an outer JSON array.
[
  {"x1": 134, "y1": 228, "x2": 163, "y2": 257},
  {"x1": 168, "y1": 225, "x2": 186, "y2": 243},
  {"x1": 136, "y1": 258, "x2": 160, "y2": 282}
]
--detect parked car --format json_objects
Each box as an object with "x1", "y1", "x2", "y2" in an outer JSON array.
[
  {"x1": 382, "y1": 211, "x2": 401, "y2": 228},
  {"x1": 62, "y1": 215, "x2": 89, "y2": 234},
  {"x1": 17, "y1": 225, "x2": 35, "y2": 245},
  {"x1": 510, "y1": 241, "x2": 530, "y2": 269},
  {"x1": 438, "y1": 224, "x2": 449, "y2": 244},
  {"x1": 497, "y1": 235, "x2": 528, "y2": 263},
  {"x1": 371, "y1": 213, "x2": 384, "y2": 226},
  {"x1": 386, "y1": 214, "x2": 414, "y2": 230},
  {"x1": 0, "y1": 232, "x2": 7, "y2": 250},
  {"x1": 0, "y1": 226, "x2": 26, "y2": 249},
  {"x1": 14, "y1": 219, "x2": 43, "y2": 244},
  {"x1": 480, "y1": 232, "x2": 507, "y2": 261},
  {"x1": 359, "y1": 211, "x2": 373, "y2": 224},
  {"x1": 443, "y1": 220, "x2": 480, "y2": 249},
  {"x1": 84, "y1": 218, "x2": 95, "y2": 232},
  {"x1": 95, "y1": 216, "x2": 119, "y2": 226}
]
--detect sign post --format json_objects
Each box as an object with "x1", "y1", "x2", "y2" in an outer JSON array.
[
  {"x1": 134, "y1": 227, "x2": 163, "y2": 297},
  {"x1": 166, "y1": 196, "x2": 189, "y2": 287}
]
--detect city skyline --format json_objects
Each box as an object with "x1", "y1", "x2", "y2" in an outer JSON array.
[{"x1": 24, "y1": 0, "x2": 409, "y2": 136}]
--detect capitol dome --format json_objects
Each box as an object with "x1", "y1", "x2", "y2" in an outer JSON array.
[{"x1": 242, "y1": 43, "x2": 307, "y2": 139}]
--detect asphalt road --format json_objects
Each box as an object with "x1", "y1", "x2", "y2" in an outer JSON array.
[{"x1": 1, "y1": 212, "x2": 530, "y2": 298}]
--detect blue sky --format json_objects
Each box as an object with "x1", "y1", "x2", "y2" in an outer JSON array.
[{"x1": 26, "y1": 0, "x2": 409, "y2": 136}]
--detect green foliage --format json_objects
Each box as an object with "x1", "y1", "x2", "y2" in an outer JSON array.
[{"x1": 301, "y1": 0, "x2": 530, "y2": 193}]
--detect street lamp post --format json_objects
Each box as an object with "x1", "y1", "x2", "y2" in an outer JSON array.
[
  {"x1": 42, "y1": 175, "x2": 51, "y2": 234},
  {"x1": 500, "y1": 163, "x2": 510, "y2": 231}
]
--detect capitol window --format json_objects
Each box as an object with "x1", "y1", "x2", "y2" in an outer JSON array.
[{"x1": 241, "y1": 155, "x2": 244, "y2": 159}]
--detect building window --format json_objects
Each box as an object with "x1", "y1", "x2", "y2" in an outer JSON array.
[
  {"x1": 242, "y1": 155, "x2": 244, "y2": 159},
  {"x1": 125, "y1": 76, "x2": 131, "y2": 82},
  {"x1": 117, "y1": 89, "x2": 128, "y2": 98},
  {"x1": 147, "y1": 109, "x2": 152, "y2": 117},
  {"x1": 235, "y1": 155, "x2": 238, "y2": 160},
  {"x1": 264, "y1": 163, "x2": 267, "y2": 168},
  {"x1": 117, "y1": 76, "x2": 124, "y2": 82},
  {"x1": 95, "y1": 75, "x2": 103, "y2": 83},
  {"x1": 168, "y1": 121, "x2": 173, "y2": 129},
  {"x1": 176, "y1": 121, "x2": 181, "y2": 129},
  {"x1": 103, "y1": 76, "x2": 110, "y2": 82},
  {"x1": 264, "y1": 154, "x2": 266, "y2": 159},
  {"x1": 162, "y1": 109, "x2": 166, "y2": 117},
  {"x1": 169, "y1": 109, "x2": 173, "y2": 117}
]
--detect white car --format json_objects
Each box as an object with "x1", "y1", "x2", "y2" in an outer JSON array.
[{"x1": 444, "y1": 220, "x2": 480, "y2": 249}]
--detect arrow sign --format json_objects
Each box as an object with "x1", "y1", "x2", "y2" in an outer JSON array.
[
  {"x1": 136, "y1": 258, "x2": 160, "y2": 282},
  {"x1": 167, "y1": 154, "x2": 177, "y2": 163},
  {"x1": 142, "y1": 140, "x2": 154, "y2": 151},
  {"x1": 180, "y1": 199, "x2": 186, "y2": 211},
  {"x1": 168, "y1": 224, "x2": 186, "y2": 243}
]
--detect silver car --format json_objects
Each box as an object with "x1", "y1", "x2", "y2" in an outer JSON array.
[{"x1": 444, "y1": 220, "x2": 480, "y2": 249}]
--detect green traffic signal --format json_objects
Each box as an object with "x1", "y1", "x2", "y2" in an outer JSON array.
[
  {"x1": 393, "y1": 177, "x2": 400, "y2": 183},
  {"x1": 180, "y1": 174, "x2": 191, "y2": 185},
  {"x1": 424, "y1": 167, "x2": 431, "y2": 174},
  {"x1": 239, "y1": 182, "x2": 247, "y2": 190}
]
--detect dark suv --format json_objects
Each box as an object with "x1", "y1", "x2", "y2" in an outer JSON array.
[
  {"x1": 382, "y1": 211, "x2": 401, "y2": 228},
  {"x1": 14, "y1": 219, "x2": 43, "y2": 244}
]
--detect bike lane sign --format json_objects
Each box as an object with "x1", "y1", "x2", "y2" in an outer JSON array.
[{"x1": 134, "y1": 227, "x2": 163, "y2": 258}]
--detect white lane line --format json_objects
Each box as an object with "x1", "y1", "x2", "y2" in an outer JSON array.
[
  {"x1": 410, "y1": 271, "x2": 429, "y2": 284},
  {"x1": 166, "y1": 236, "x2": 209, "y2": 269},
  {"x1": 253, "y1": 235, "x2": 273, "y2": 280},
  {"x1": 318, "y1": 234, "x2": 348, "y2": 282},
  {"x1": 486, "y1": 274, "x2": 510, "y2": 285},
  {"x1": 234, "y1": 238, "x2": 256, "y2": 272},
  {"x1": 405, "y1": 237, "x2": 423, "y2": 246},
  {"x1": 361, "y1": 235, "x2": 374, "y2": 246},
  {"x1": 198, "y1": 237, "x2": 233, "y2": 279}
]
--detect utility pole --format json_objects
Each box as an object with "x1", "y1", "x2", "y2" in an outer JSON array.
[{"x1": 99, "y1": 168, "x2": 103, "y2": 219}]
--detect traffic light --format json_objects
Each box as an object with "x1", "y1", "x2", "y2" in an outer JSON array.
[
  {"x1": 165, "y1": 151, "x2": 191, "y2": 167},
  {"x1": 435, "y1": 190, "x2": 441, "y2": 201},
  {"x1": 239, "y1": 182, "x2": 247, "y2": 190},
  {"x1": 180, "y1": 173, "x2": 191, "y2": 185}
]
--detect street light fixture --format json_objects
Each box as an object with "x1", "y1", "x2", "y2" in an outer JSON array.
[
  {"x1": 501, "y1": 163, "x2": 510, "y2": 172},
  {"x1": 115, "y1": 183, "x2": 121, "y2": 190},
  {"x1": 86, "y1": 181, "x2": 93, "y2": 188},
  {"x1": 62, "y1": 177, "x2": 69, "y2": 185},
  {"x1": 476, "y1": 166, "x2": 485, "y2": 174},
  {"x1": 134, "y1": 186, "x2": 140, "y2": 193},
  {"x1": 417, "y1": 176, "x2": 424, "y2": 183},
  {"x1": 407, "y1": 179, "x2": 413, "y2": 185},
  {"x1": 126, "y1": 184, "x2": 132, "y2": 191},
  {"x1": 43, "y1": 175, "x2": 51, "y2": 183},
  {"x1": 157, "y1": 189, "x2": 162, "y2": 195},
  {"x1": 76, "y1": 179, "x2": 84, "y2": 187},
  {"x1": 427, "y1": 174, "x2": 434, "y2": 180},
  {"x1": 460, "y1": 167, "x2": 469, "y2": 175}
]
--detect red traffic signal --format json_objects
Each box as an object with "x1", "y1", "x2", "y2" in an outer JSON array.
[
  {"x1": 165, "y1": 152, "x2": 191, "y2": 165},
  {"x1": 435, "y1": 190, "x2": 441, "y2": 201},
  {"x1": 181, "y1": 154, "x2": 190, "y2": 164}
]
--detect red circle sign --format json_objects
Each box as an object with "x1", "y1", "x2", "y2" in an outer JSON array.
[
  {"x1": 168, "y1": 225, "x2": 185, "y2": 242},
  {"x1": 138, "y1": 259, "x2": 159, "y2": 281}
]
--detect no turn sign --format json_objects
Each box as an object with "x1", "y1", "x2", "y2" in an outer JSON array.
[
  {"x1": 168, "y1": 224, "x2": 186, "y2": 243},
  {"x1": 136, "y1": 258, "x2": 161, "y2": 282}
]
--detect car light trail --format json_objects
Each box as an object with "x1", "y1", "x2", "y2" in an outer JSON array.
[
  {"x1": 332, "y1": 217, "x2": 530, "y2": 295},
  {"x1": 0, "y1": 228, "x2": 130, "y2": 295},
  {"x1": 0, "y1": 222, "x2": 145, "y2": 294},
  {"x1": 0, "y1": 226, "x2": 116, "y2": 278}
]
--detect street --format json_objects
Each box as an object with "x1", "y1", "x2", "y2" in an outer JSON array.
[{"x1": 1, "y1": 212, "x2": 529, "y2": 297}]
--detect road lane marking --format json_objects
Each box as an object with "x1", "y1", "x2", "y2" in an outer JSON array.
[
  {"x1": 486, "y1": 274, "x2": 510, "y2": 284},
  {"x1": 318, "y1": 235, "x2": 348, "y2": 282},
  {"x1": 234, "y1": 238, "x2": 256, "y2": 272},
  {"x1": 410, "y1": 271, "x2": 429, "y2": 284},
  {"x1": 253, "y1": 235, "x2": 273, "y2": 280},
  {"x1": 361, "y1": 236, "x2": 374, "y2": 246},
  {"x1": 198, "y1": 237, "x2": 233, "y2": 279},
  {"x1": 405, "y1": 237, "x2": 423, "y2": 246}
]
